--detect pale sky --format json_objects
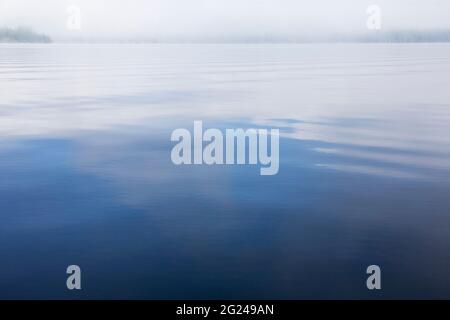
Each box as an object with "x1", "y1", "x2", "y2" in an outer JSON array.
[{"x1": 1, "y1": 0, "x2": 449, "y2": 40}]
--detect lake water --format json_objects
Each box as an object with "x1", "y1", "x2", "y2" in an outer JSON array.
[{"x1": 0, "y1": 43, "x2": 450, "y2": 299}]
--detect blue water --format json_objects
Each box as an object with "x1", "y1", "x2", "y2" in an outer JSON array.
[{"x1": 0, "y1": 44, "x2": 450, "y2": 299}]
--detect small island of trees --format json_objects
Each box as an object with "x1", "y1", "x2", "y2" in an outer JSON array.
[{"x1": 0, "y1": 27, "x2": 51, "y2": 43}]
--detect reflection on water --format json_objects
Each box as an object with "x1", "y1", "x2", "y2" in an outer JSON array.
[{"x1": 0, "y1": 44, "x2": 450, "y2": 298}]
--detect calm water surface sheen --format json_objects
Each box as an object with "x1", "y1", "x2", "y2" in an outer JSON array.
[{"x1": 0, "y1": 43, "x2": 450, "y2": 299}]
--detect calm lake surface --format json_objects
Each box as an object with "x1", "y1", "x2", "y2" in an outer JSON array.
[{"x1": 0, "y1": 43, "x2": 450, "y2": 299}]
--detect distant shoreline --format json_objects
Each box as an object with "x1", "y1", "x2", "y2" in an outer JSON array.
[
  {"x1": 0, "y1": 27, "x2": 51, "y2": 43},
  {"x1": 53, "y1": 29, "x2": 450, "y2": 44},
  {"x1": 2, "y1": 28, "x2": 450, "y2": 44}
]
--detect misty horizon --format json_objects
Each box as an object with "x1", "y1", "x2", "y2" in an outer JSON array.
[
  {"x1": 3, "y1": 26, "x2": 450, "y2": 43},
  {"x1": 1, "y1": 0, "x2": 450, "y2": 42}
]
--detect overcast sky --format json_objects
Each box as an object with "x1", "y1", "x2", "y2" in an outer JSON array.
[{"x1": 1, "y1": 0, "x2": 449, "y2": 39}]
